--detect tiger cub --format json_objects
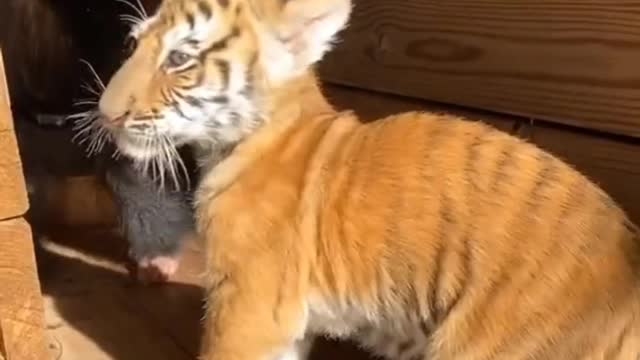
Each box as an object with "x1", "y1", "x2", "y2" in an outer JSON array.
[{"x1": 95, "y1": 0, "x2": 640, "y2": 358}]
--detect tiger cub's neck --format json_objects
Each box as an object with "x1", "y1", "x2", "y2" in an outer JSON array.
[
  {"x1": 194, "y1": 71, "x2": 333, "y2": 172},
  {"x1": 195, "y1": 71, "x2": 339, "y2": 201}
]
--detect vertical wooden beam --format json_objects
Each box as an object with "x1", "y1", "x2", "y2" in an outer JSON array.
[
  {"x1": 0, "y1": 50, "x2": 28, "y2": 220},
  {"x1": 0, "y1": 219, "x2": 49, "y2": 360},
  {"x1": 0, "y1": 50, "x2": 49, "y2": 360}
]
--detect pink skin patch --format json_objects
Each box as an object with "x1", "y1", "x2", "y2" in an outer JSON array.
[{"x1": 133, "y1": 256, "x2": 181, "y2": 284}]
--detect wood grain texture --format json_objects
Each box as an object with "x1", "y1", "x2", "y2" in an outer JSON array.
[
  {"x1": 42, "y1": 176, "x2": 118, "y2": 227},
  {"x1": 0, "y1": 218, "x2": 49, "y2": 360},
  {"x1": 0, "y1": 51, "x2": 12, "y2": 132},
  {"x1": 0, "y1": 131, "x2": 28, "y2": 221},
  {"x1": 319, "y1": 0, "x2": 640, "y2": 138},
  {"x1": 323, "y1": 83, "x2": 517, "y2": 132},
  {"x1": 0, "y1": 49, "x2": 28, "y2": 220}
]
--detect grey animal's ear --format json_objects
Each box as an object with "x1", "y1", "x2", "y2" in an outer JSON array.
[{"x1": 251, "y1": 0, "x2": 352, "y2": 83}]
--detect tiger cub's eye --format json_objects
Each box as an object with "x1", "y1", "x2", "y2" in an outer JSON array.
[{"x1": 166, "y1": 50, "x2": 192, "y2": 68}]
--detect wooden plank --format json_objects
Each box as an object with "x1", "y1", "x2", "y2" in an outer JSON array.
[
  {"x1": 41, "y1": 176, "x2": 118, "y2": 227},
  {"x1": 0, "y1": 218, "x2": 49, "y2": 360},
  {"x1": 0, "y1": 48, "x2": 28, "y2": 220},
  {"x1": 0, "y1": 51, "x2": 12, "y2": 132},
  {"x1": 0, "y1": 131, "x2": 28, "y2": 220},
  {"x1": 518, "y1": 122, "x2": 640, "y2": 224},
  {"x1": 323, "y1": 84, "x2": 517, "y2": 133},
  {"x1": 319, "y1": 0, "x2": 640, "y2": 138}
]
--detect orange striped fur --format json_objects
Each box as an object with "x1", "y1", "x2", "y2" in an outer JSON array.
[{"x1": 96, "y1": 0, "x2": 640, "y2": 359}]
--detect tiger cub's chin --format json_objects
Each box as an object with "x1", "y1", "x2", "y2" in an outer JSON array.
[{"x1": 112, "y1": 134, "x2": 163, "y2": 162}]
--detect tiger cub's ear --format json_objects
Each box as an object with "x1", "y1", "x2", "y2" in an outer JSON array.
[{"x1": 252, "y1": 0, "x2": 352, "y2": 84}]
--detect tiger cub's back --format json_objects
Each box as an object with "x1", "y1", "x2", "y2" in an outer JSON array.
[{"x1": 313, "y1": 111, "x2": 640, "y2": 359}]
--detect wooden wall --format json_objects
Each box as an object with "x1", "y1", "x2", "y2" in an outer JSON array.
[{"x1": 319, "y1": 0, "x2": 640, "y2": 138}]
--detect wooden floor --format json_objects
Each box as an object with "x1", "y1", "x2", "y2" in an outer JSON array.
[
  {"x1": 38, "y1": 225, "x2": 373, "y2": 360},
  {"x1": 39, "y1": 226, "x2": 204, "y2": 360}
]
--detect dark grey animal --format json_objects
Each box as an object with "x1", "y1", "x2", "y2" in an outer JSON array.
[{"x1": 99, "y1": 148, "x2": 198, "y2": 282}]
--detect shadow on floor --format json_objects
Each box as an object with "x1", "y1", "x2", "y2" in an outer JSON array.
[
  {"x1": 38, "y1": 228, "x2": 204, "y2": 360},
  {"x1": 37, "y1": 226, "x2": 374, "y2": 360}
]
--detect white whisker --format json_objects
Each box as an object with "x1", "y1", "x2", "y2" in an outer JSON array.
[
  {"x1": 151, "y1": 129, "x2": 168, "y2": 191},
  {"x1": 71, "y1": 118, "x2": 97, "y2": 136},
  {"x1": 81, "y1": 83, "x2": 101, "y2": 96},
  {"x1": 160, "y1": 135, "x2": 181, "y2": 191},
  {"x1": 157, "y1": 138, "x2": 170, "y2": 189},
  {"x1": 72, "y1": 100, "x2": 99, "y2": 107},
  {"x1": 140, "y1": 137, "x2": 153, "y2": 175},
  {"x1": 135, "y1": 0, "x2": 148, "y2": 18},
  {"x1": 79, "y1": 59, "x2": 106, "y2": 90},
  {"x1": 120, "y1": 14, "x2": 143, "y2": 26},
  {"x1": 68, "y1": 110, "x2": 94, "y2": 121},
  {"x1": 73, "y1": 125, "x2": 95, "y2": 140},
  {"x1": 72, "y1": 119, "x2": 96, "y2": 133},
  {"x1": 94, "y1": 127, "x2": 111, "y2": 154},
  {"x1": 67, "y1": 108, "x2": 113, "y2": 158},
  {"x1": 153, "y1": 137, "x2": 167, "y2": 191},
  {"x1": 115, "y1": 0, "x2": 147, "y2": 21},
  {"x1": 163, "y1": 134, "x2": 191, "y2": 191}
]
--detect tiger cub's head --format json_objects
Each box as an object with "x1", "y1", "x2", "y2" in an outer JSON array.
[{"x1": 95, "y1": 0, "x2": 352, "y2": 163}]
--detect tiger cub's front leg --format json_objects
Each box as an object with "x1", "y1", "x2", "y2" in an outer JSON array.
[{"x1": 200, "y1": 263, "x2": 309, "y2": 360}]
